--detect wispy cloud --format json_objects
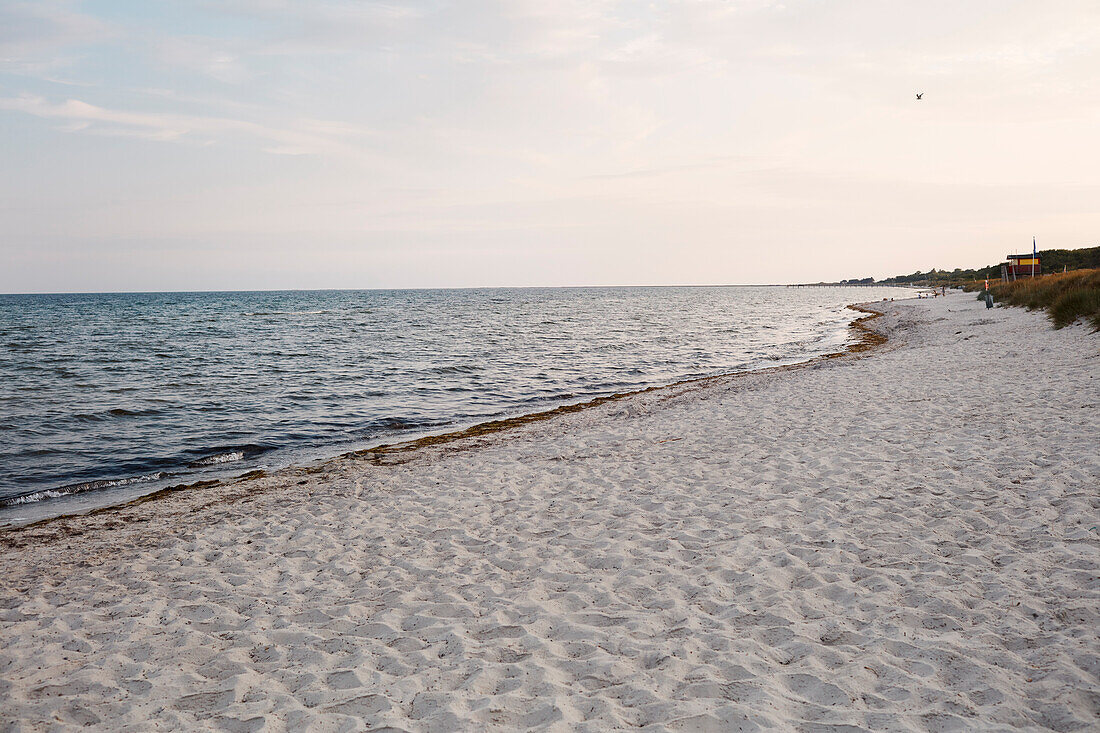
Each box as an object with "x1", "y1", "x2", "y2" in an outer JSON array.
[
  {"x1": 0, "y1": 94, "x2": 374, "y2": 155},
  {"x1": 0, "y1": 1, "x2": 114, "y2": 72},
  {"x1": 0, "y1": 1, "x2": 110, "y2": 53}
]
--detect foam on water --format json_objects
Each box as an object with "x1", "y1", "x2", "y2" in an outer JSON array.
[
  {"x1": 189, "y1": 451, "x2": 245, "y2": 466},
  {"x1": 0, "y1": 472, "x2": 169, "y2": 507}
]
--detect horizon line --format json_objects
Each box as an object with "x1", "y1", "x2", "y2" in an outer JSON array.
[{"x1": 0, "y1": 282, "x2": 921, "y2": 296}]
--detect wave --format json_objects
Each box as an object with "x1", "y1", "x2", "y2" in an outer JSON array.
[
  {"x1": 72, "y1": 407, "x2": 164, "y2": 422},
  {"x1": 0, "y1": 472, "x2": 170, "y2": 507},
  {"x1": 184, "y1": 442, "x2": 276, "y2": 468},
  {"x1": 3, "y1": 443, "x2": 273, "y2": 507},
  {"x1": 2, "y1": 490, "x2": 67, "y2": 506},
  {"x1": 246, "y1": 310, "x2": 330, "y2": 316},
  {"x1": 189, "y1": 450, "x2": 244, "y2": 466},
  {"x1": 427, "y1": 364, "x2": 482, "y2": 375},
  {"x1": 375, "y1": 417, "x2": 423, "y2": 431}
]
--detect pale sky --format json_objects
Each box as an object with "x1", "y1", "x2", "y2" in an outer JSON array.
[{"x1": 2, "y1": 0, "x2": 1098, "y2": 292}]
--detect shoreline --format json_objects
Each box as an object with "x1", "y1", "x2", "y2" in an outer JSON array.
[
  {"x1": 338, "y1": 304, "x2": 889, "y2": 465},
  {"x1": 3, "y1": 292, "x2": 1095, "y2": 730},
  {"x1": 0, "y1": 302, "x2": 893, "y2": 538}
]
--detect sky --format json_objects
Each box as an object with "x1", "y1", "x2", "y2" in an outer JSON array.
[{"x1": 1, "y1": 0, "x2": 1098, "y2": 292}]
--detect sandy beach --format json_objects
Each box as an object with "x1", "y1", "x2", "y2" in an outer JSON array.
[{"x1": 1, "y1": 292, "x2": 1097, "y2": 732}]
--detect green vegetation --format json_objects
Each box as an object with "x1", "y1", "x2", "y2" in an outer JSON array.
[
  {"x1": 860, "y1": 245, "x2": 1100, "y2": 287},
  {"x1": 836, "y1": 244, "x2": 1100, "y2": 330},
  {"x1": 979, "y1": 269, "x2": 1100, "y2": 330}
]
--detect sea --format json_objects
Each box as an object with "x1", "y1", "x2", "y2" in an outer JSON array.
[{"x1": 0, "y1": 285, "x2": 911, "y2": 527}]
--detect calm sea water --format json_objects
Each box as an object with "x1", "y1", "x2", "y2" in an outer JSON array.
[{"x1": 0, "y1": 286, "x2": 910, "y2": 525}]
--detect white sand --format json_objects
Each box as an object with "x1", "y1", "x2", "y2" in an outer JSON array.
[{"x1": 2, "y1": 293, "x2": 1098, "y2": 732}]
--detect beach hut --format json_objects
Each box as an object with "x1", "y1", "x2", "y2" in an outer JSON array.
[{"x1": 1002, "y1": 252, "x2": 1041, "y2": 281}]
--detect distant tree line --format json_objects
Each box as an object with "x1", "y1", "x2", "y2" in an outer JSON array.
[{"x1": 855, "y1": 245, "x2": 1100, "y2": 286}]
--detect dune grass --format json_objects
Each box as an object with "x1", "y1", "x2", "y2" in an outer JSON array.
[{"x1": 975, "y1": 268, "x2": 1100, "y2": 329}]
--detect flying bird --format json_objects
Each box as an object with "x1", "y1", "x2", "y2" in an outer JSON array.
[{"x1": 916, "y1": 92, "x2": 923, "y2": 100}]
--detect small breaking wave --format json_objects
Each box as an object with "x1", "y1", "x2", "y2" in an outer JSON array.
[
  {"x1": 0, "y1": 472, "x2": 170, "y2": 507},
  {"x1": 184, "y1": 443, "x2": 273, "y2": 468},
  {"x1": 2, "y1": 490, "x2": 66, "y2": 506},
  {"x1": 189, "y1": 450, "x2": 244, "y2": 466}
]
